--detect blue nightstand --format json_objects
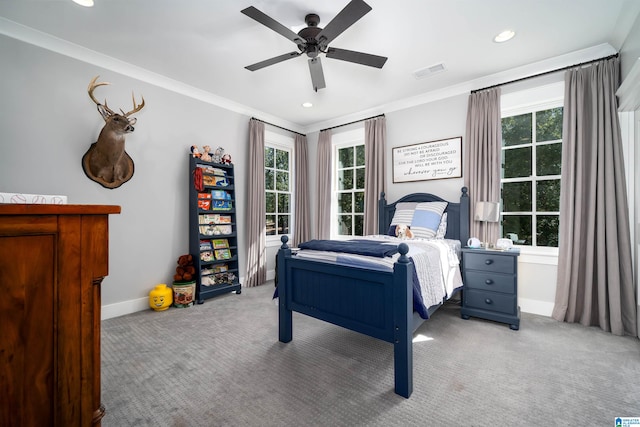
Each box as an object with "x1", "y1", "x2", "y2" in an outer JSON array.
[{"x1": 460, "y1": 247, "x2": 520, "y2": 330}]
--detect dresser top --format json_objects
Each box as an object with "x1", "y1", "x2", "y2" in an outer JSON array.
[{"x1": 0, "y1": 204, "x2": 121, "y2": 215}]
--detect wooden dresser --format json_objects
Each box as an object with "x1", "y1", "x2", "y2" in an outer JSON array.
[{"x1": 0, "y1": 204, "x2": 120, "y2": 426}]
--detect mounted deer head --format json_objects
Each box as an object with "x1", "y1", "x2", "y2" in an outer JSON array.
[{"x1": 82, "y1": 75, "x2": 145, "y2": 189}]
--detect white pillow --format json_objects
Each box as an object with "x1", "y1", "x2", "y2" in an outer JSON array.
[{"x1": 436, "y1": 212, "x2": 448, "y2": 239}]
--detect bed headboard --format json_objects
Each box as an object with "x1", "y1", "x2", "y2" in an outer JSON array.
[{"x1": 377, "y1": 187, "x2": 470, "y2": 243}]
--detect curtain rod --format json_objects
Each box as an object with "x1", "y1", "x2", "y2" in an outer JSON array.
[
  {"x1": 471, "y1": 53, "x2": 619, "y2": 94},
  {"x1": 320, "y1": 114, "x2": 385, "y2": 132},
  {"x1": 250, "y1": 117, "x2": 306, "y2": 137}
]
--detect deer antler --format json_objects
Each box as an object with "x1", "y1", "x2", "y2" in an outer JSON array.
[
  {"x1": 123, "y1": 92, "x2": 145, "y2": 117},
  {"x1": 87, "y1": 75, "x2": 115, "y2": 115}
]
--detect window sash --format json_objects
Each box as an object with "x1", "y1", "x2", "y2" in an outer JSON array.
[
  {"x1": 330, "y1": 129, "x2": 365, "y2": 238},
  {"x1": 264, "y1": 132, "x2": 294, "y2": 242},
  {"x1": 500, "y1": 102, "x2": 562, "y2": 248}
]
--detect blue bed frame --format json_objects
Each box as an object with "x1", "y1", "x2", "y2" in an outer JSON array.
[{"x1": 277, "y1": 187, "x2": 469, "y2": 398}]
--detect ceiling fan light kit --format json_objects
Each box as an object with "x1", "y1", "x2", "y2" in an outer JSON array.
[{"x1": 241, "y1": 0, "x2": 387, "y2": 92}]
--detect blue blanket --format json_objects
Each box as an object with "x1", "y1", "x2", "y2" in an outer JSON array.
[{"x1": 297, "y1": 239, "x2": 399, "y2": 258}]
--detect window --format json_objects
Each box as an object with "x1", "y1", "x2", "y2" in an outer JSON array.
[
  {"x1": 332, "y1": 129, "x2": 366, "y2": 237},
  {"x1": 264, "y1": 132, "x2": 294, "y2": 239},
  {"x1": 501, "y1": 105, "x2": 562, "y2": 247}
]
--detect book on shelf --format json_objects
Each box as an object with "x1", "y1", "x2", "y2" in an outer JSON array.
[
  {"x1": 199, "y1": 240, "x2": 213, "y2": 251},
  {"x1": 211, "y1": 200, "x2": 232, "y2": 210},
  {"x1": 212, "y1": 239, "x2": 229, "y2": 249},
  {"x1": 214, "y1": 176, "x2": 229, "y2": 187},
  {"x1": 199, "y1": 224, "x2": 232, "y2": 236},
  {"x1": 201, "y1": 271, "x2": 236, "y2": 286},
  {"x1": 196, "y1": 164, "x2": 227, "y2": 177},
  {"x1": 198, "y1": 192, "x2": 211, "y2": 199},
  {"x1": 200, "y1": 250, "x2": 214, "y2": 262},
  {"x1": 214, "y1": 248, "x2": 232, "y2": 260},
  {"x1": 202, "y1": 175, "x2": 217, "y2": 186},
  {"x1": 198, "y1": 199, "x2": 211, "y2": 210},
  {"x1": 199, "y1": 214, "x2": 231, "y2": 225},
  {"x1": 211, "y1": 190, "x2": 232, "y2": 200},
  {"x1": 213, "y1": 264, "x2": 228, "y2": 273}
]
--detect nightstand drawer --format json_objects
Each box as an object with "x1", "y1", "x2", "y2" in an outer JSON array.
[
  {"x1": 464, "y1": 289, "x2": 517, "y2": 315},
  {"x1": 464, "y1": 252, "x2": 515, "y2": 274},
  {"x1": 464, "y1": 271, "x2": 516, "y2": 294}
]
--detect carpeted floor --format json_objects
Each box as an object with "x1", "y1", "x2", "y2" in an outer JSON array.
[{"x1": 101, "y1": 283, "x2": 640, "y2": 426}]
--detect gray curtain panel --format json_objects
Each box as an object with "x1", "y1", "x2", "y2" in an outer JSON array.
[
  {"x1": 464, "y1": 88, "x2": 502, "y2": 244},
  {"x1": 245, "y1": 119, "x2": 266, "y2": 287},
  {"x1": 292, "y1": 134, "x2": 310, "y2": 246},
  {"x1": 364, "y1": 117, "x2": 386, "y2": 235},
  {"x1": 552, "y1": 57, "x2": 637, "y2": 337},
  {"x1": 315, "y1": 130, "x2": 332, "y2": 239}
]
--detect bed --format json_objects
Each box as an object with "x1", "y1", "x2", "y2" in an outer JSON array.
[{"x1": 276, "y1": 187, "x2": 470, "y2": 398}]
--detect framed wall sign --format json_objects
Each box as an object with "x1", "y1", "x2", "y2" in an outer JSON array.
[{"x1": 392, "y1": 136, "x2": 462, "y2": 183}]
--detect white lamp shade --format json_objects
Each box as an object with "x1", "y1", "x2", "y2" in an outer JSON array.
[{"x1": 474, "y1": 201, "x2": 500, "y2": 222}]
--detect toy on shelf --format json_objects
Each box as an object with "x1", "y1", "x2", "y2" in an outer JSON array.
[
  {"x1": 191, "y1": 145, "x2": 201, "y2": 158},
  {"x1": 212, "y1": 146, "x2": 224, "y2": 164},
  {"x1": 201, "y1": 145, "x2": 212, "y2": 162}
]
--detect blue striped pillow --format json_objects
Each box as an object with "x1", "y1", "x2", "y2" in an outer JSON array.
[
  {"x1": 410, "y1": 202, "x2": 448, "y2": 239},
  {"x1": 388, "y1": 202, "x2": 418, "y2": 235}
]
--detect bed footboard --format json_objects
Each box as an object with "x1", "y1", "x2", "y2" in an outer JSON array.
[{"x1": 277, "y1": 236, "x2": 415, "y2": 398}]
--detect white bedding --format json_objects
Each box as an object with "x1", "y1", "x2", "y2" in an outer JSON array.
[{"x1": 293, "y1": 235, "x2": 462, "y2": 308}]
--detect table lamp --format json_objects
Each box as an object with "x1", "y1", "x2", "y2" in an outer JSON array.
[{"x1": 474, "y1": 201, "x2": 500, "y2": 248}]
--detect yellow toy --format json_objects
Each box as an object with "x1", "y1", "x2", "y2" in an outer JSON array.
[{"x1": 149, "y1": 283, "x2": 173, "y2": 311}]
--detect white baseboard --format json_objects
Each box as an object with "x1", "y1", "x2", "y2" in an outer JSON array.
[
  {"x1": 102, "y1": 274, "x2": 251, "y2": 320},
  {"x1": 519, "y1": 298, "x2": 554, "y2": 317},
  {"x1": 102, "y1": 297, "x2": 149, "y2": 320}
]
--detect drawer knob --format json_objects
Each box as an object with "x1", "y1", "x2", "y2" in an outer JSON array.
[
  {"x1": 485, "y1": 259, "x2": 493, "y2": 265},
  {"x1": 485, "y1": 279, "x2": 493, "y2": 285},
  {"x1": 485, "y1": 298, "x2": 493, "y2": 305}
]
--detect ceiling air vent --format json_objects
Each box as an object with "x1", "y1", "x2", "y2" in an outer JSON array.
[{"x1": 413, "y1": 63, "x2": 446, "y2": 79}]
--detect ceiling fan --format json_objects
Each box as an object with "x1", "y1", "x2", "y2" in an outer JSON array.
[{"x1": 241, "y1": 0, "x2": 387, "y2": 92}]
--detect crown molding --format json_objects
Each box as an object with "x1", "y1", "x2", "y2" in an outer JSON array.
[
  {"x1": 0, "y1": 17, "x2": 305, "y2": 135},
  {"x1": 303, "y1": 43, "x2": 617, "y2": 133}
]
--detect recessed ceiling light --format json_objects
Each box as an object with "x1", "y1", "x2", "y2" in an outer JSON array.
[
  {"x1": 494, "y1": 29, "x2": 515, "y2": 43},
  {"x1": 302, "y1": 102, "x2": 313, "y2": 108},
  {"x1": 72, "y1": 0, "x2": 94, "y2": 7}
]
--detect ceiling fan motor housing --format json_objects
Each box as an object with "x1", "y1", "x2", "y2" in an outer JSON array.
[{"x1": 299, "y1": 14, "x2": 323, "y2": 57}]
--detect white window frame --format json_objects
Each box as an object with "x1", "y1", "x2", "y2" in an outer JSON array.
[
  {"x1": 501, "y1": 82, "x2": 564, "y2": 262},
  {"x1": 330, "y1": 128, "x2": 365, "y2": 240},
  {"x1": 264, "y1": 130, "x2": 295, "y2": 247}
]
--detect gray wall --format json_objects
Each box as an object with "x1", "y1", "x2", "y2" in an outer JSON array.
[
  {"x1": 0, "y1": 35, "x2": 249, "y2": 315},
  {"x1": 2, "y1": 16, "x2": 638, "y2": 320}
]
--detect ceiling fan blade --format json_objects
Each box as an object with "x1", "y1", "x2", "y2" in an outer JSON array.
[
  {"x1": 326, "y1": 47, "x2": 387, "y2": 68},
  {"x1": 245, "y1": 51, "x2": 302, "y2": 71},
  {"x1": 308, "y1": 57, "x2": 326, "y2": 92},
  {"x1": 241, "y1": 6, "x2": 305, "y2": 47},
  {"x1": 315, "y1": 0, "x2": 372, "y2": 48}
]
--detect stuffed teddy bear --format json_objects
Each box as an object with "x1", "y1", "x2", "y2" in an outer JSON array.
[
  {"x1": 174, "y1": 254, "x2": 196, "y2": 282},
  {"x1": 200, "y1": 145, "x2": 212, "y2": 162},
  {"x1": 395, "y1": 224, "x2": 414, "y2": 239}
]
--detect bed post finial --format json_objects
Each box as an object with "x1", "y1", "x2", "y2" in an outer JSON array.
[
  {"x1": 280, "y1": 235, "x2": 289, "y2": 250},
  {"x1": 397, "y1": 243, "x2": 410, "y2": 264}
]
